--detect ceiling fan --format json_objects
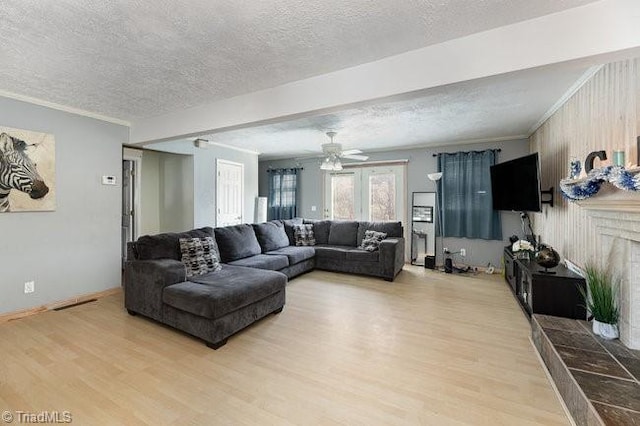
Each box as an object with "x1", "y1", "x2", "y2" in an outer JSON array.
[{"x1": 320, "y1": 131, "x2": 369, "y2": 171}]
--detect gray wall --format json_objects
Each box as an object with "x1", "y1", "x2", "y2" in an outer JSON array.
[
  {"x1": 259, "y1": 139, "x2": 530, "y2": 268},
  {"x1": 0, "y1": 96, "x2": 128, "y2": 314},
  {"x1": 147, "y1": 140, "x2": 259, "y2": 228},
  {"x1": 160, "y1": 153, "x2": 194, "y2": 232},
  {"x1": 140, "y1": 150, "x2": 161, "y2": 235}
]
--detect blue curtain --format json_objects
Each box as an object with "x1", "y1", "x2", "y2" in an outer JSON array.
[
  {"x1": 437, "y1": 150, "x2": 502, "y2": 240},
  {"x1": 268, "y1": 168, "x2": 298, "y2": 220}
]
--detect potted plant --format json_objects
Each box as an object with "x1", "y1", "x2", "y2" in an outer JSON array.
[{"x1": 579, "y1": 263, "x2": 620, "y2": 340}]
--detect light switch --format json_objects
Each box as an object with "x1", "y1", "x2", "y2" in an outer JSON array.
[
  {"x1": 102, "y1": 175, "x2": 117, "y2": 185},
  {"x1": 311, "y1": 205, "x2": 317, "y2": 212}
]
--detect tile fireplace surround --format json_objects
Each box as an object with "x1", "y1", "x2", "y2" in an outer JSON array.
[{"x1": 576, "y1": 189, "x2": 640, "y2": 350}]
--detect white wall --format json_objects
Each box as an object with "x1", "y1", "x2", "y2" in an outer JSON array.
[
  {"x1": 0, "y1": 96, "x2": 128, "y2": 314},
  {"x1": 259, "y1": 139, "x2": 530, "y2": 268}
]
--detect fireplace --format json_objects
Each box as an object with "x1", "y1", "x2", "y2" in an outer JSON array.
[{"x1": 577, "y1": 188, "x2": 640, "y2": 349}]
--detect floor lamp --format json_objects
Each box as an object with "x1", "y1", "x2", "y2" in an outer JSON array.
[{"x1": 427, "y1": 172, "x2": 444, "y2": 269}]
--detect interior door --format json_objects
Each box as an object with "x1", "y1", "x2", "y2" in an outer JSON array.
[
  {"x1": 216, "y1": 159, "x2": 244, "y2": 226},
  {"x1": 122, "y1": 159, "x2": 135, "y2": 267}
]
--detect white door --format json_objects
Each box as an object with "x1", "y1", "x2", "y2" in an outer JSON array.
[
  {"x1": 216, "y1": 159, "x2": 244, "y2": 226},
  {"x1": 324, "y1": 165, "x2": 405, "y2": 222},
  {"x1": 323, "y1": 171, "x2": 361, "y2": 220}
]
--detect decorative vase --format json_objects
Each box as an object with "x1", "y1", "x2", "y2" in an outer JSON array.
[
  {"x1": 569, "y1": 159, "x2": 581, "y2": 179},
  {"x1": 535, "y1": 244, "x2": 560, "y2": 269},
  {"x1": 593, "y1": 319, "x2": 619, "y2": 340}
]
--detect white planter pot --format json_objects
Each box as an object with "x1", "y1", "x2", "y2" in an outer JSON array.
[{"x1": 593, "y1": 319, "x2": 619, "y2": 340}]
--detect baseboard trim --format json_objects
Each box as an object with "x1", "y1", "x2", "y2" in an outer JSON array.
[{"x1": 0, "y1": 287, "x2": 122, "y2": 323}]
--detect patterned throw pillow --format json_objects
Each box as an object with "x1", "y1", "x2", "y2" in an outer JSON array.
[
  {"x1": 293, "y1": 224, "x2": 316, "y2": 246},
  {"x1": 179, "y1": 237, "x2": 222, "y2": 277},
  {"x1": 359, "y1": 230, "x2": 387, "y2": 252}
]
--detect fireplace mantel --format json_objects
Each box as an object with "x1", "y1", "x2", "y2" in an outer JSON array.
[{"x1": 575, "y1": 185, "x2": 640, "y2": 213}]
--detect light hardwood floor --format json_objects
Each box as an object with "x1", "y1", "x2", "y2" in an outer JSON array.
[{"x1": 0, "y1": 266, "x2": 569, "y2": 425}]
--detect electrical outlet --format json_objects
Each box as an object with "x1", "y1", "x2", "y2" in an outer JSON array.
[
  {"x1": 24, "y1": 281, "x2": 35, "y2": 294},
  {"x1": 460, "y1": 248, "x2": 466, "y2": 257}
]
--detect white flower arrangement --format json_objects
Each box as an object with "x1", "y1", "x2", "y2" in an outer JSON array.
[
  {"x1": 512, "y1": 240, "x2": 535, "y2": 260},
  {"x1": 512, "y1": 240, "x2": 534, "y2": 252}
]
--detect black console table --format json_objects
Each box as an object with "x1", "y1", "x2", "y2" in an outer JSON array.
[{"x1": 503, "y1": 248, "x2": 586, "y2": 320}]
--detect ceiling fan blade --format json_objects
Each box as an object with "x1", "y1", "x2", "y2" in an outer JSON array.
[
  {"x1": 341, "y1": 149, "x2": 363, "y2": 156},
  {"x1": 342, "y1": 154, "x2": 369, "y2": 161}
]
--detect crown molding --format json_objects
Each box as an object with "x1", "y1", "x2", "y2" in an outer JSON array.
[
  {"x1": 527, "y1": 65, "x2": 603, "y2": 136},
  {"x1": 0, "y1": 89, "x2": 131, "y2": 127}
]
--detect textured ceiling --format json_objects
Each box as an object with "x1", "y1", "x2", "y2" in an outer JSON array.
[
  {"x1": 0, "y1": 0, "x2": 597, "y2": 121},
  {"x1": 183, "y1": 61, "x2": 591, "y2": 159}
]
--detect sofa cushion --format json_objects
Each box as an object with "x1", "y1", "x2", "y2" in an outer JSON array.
[
  {"x1": 294, "y1": 224, "x2": 316, "y2": 246},
  {"x1": 345, "y1": 248, "x2": 380, "y2": 262},
  {"x1": 313, "y1": 245, "x2": 351, "y2": 261},
  {"x1": 266, "y1": 246, "x2": 315, "y2": 265},
  {"x1": 179, "y1": 237, "x2": 222, "y2": 277},
  {"x1": 227, "y1": 254, "x2": 289, "y2": 271},
  {"x1": 303, "y1": 219, "x2": 331, "y2": 244},
  {"x1": 328, "y1": 221, "x2": 359, "y2": 246},
  {"x1": 214, "y1": 224, "x2": 262, "y2": 262},
  {"x1": 282, "y1": 218, "x2": 303, "y2": 245},
  {"x1": 135, "y1": 227, "x2": 215, "y2": 260},
  {"x1": 359, "y1": 230, "x2": 387, "y2": 252},
  {"x1": 356, "y1": 221, "x2": 403, "y2": 246},
  {"x1": 253, "y1": 221, "x2": 290, "y2": 252},
  {"x1": 163, "y1": 265, "x2": 287, "y2": 319}
]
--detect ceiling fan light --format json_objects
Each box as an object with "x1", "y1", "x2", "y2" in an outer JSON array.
[
  {"x1": 320, "y1": 157, "x2": 333, "y2": 170},
  {"x1": 333, "y1": 158, "x2": 343, "y2": 170}
]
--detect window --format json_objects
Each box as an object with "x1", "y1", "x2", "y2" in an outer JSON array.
[
  {"x1": 268, "y1": 168, "x2": 298, "y2": 220},
  {"x1": 437, "y1": 150, "x2": 502, "y2": 240}
]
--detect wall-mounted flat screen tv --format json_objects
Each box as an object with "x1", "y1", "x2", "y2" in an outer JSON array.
[{"x1": 490, "y1": 153, "x2": 542, "y2": 212}]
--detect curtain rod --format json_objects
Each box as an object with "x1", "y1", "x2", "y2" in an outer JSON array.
[
  {"x1": 266, "y1": 166, "x2": 304, "y2": 172},
  {"x1": 432, "y1": 148, "x2": 501, "y2": 157}
]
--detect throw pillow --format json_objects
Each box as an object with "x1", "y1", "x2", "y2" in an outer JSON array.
[
  {"x1": 293, "y1": 224, "x2": 316, "y2": 246},
  {"x1": 359, "y1": 230, "x2": 387, "y2": 252},
  {"x1": 179, "y1": 237, "x2": 222, "y2": 277}
]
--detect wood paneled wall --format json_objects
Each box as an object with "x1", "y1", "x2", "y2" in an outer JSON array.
[{"x1": 530, "y1": 58, "x2": 640, "y2": 266}]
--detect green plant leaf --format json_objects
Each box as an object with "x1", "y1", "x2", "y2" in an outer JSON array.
[{"x1": 578, "y1": 262, "x2": 620, "y2": 324}]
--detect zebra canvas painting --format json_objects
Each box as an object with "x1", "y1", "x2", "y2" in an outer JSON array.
[{"x1": 0, "y1": 126, "x2": 55, "y2": 212}]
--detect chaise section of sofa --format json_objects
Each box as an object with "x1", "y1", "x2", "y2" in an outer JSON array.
[{"x1": 125, "y1": 226, "x2": 287, "y2": 349}]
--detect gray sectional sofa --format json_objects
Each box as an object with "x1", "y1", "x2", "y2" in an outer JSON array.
[{"x1": 124, "y1": 219, "x2": 404, "y2": 349}]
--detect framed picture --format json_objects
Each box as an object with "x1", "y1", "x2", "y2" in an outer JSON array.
[{"x1": 0, "y1": 126, "x2": 56, "y2": 212}]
